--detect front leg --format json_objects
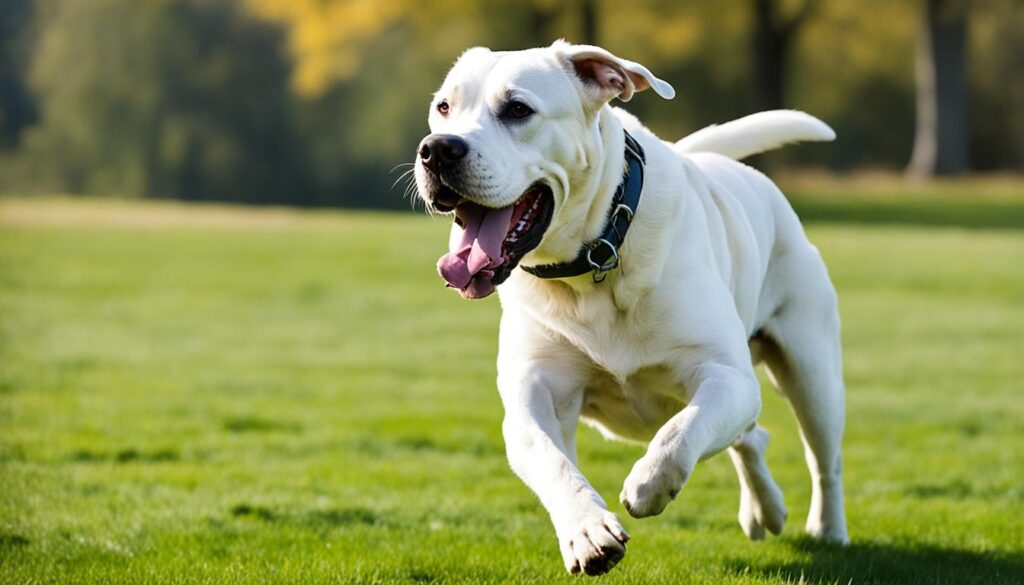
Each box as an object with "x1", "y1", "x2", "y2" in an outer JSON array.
[
  {"x1": 502, "y1": 389, "x2": 629, "y2": 575},
  {"x1": 497, "y1": 316, "x2": 628, "y2": 575},
  {"x1": 620, "y1": 360, "x2": 761, "y2": 518}
]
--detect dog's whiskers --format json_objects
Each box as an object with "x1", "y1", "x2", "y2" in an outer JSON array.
[
  {"x1": 390, "y1": 167, "x2": 416, "y2": 192},
  {"x1": 390, "y1": 162, "x2": 415, "y2": 174}
]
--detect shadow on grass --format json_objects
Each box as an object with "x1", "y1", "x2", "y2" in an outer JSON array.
[
  {"x1": 347, "y1": 434, "x2": 503, "y2": 458},
  {"x1": 222, "y1": 416, "x2": 301, "y2": 433},
  {"x1": 789, "y1": 197, "x2": 1024, "y2": 231},
  {"x1": 0, "y1": 533, "x2": 30, "y2": 548},
  {"x1": 732, "y1": 536, "x2": 1024, "y2": 585},
  {"x1": 227, "y1": 503, "x2": 383, "y2": 529},
  {"x1": 67, "y1": 447, "x2": 180, "y2": 463}
]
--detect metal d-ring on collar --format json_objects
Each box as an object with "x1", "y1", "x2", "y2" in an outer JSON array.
[
  {"x1": 585, "y1": 238, "x2": 620, "y2": 283},
  {"x1": 522, "y1": 129, "x2": 646, "y2": 283}
]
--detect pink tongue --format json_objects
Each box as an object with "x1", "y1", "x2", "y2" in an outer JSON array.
[{"x1": 437, "y1": 203, "x2": 514, "y2": 299}]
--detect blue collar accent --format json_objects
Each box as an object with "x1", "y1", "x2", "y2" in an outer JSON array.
[{"x1": 522, "y1": 129, "x2": 646, "y2": 282}]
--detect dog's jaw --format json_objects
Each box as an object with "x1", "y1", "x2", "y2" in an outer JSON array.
[{"x1": 436, "y1": 185, "x2": 555, "y2": 299}]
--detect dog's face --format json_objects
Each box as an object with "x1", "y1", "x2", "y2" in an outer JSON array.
[{"x1": 415, "y1": 41, "x2": 673, "y2": 299}]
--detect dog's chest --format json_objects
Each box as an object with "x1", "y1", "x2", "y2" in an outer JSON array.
[
  {"x1": 536, "y1": 294, "x2": 692, "y2": 441},
  {"x1": 580, "y1": 365, "x2": 688, "y2": 442},
  {"x1": 538, "y1": 287, "x2": 677, "y2": 376}
]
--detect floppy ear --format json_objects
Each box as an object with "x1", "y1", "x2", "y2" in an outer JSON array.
[{"x1": 554, "y1": 41, "x2": 675, "y2": 104}]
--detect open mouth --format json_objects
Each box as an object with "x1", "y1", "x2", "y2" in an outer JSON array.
[{"x1": 436, "y1": 184, "x2": 554, "y2": 299}]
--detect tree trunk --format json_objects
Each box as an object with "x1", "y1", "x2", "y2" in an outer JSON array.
[
  {"x1": 580, "y1": 0, "x2": 598, "y2": 46},
  {"x1": 752, "y1": 0, "x2": 788, "y2": 111},
  {"x1": 526, "y1": 5, "x2": 549, "y2": 47},
  {"x1": 750, "y1": 0, "x2": 815, "y2": 112},
  {"x1": 907, "y1": 0, "x2": 968, "y2": 178}
]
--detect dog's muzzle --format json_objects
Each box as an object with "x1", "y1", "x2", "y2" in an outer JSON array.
[
  {"x1": 417, "y1": 134, "x2": 470, "y2": 212},
  {"x1": 415, "y1": 134, "x2": 554, "y2": 299}
]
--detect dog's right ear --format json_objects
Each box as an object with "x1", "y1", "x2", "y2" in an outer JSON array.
[{"x1": 554, "y1": 41, "x2": 675, "y2": 107}]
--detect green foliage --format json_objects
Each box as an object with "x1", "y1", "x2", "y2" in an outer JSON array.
[
  {"x1": 22, "y1": 0, "x2": 307, "y2": 201},
  {"x1": 1, "y1": 196, "x2": 1023, "y2": 583}
]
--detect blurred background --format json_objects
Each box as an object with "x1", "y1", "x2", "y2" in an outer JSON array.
[{"x1": 0, "y1": 0, "x2": 1021, "y2": 207}]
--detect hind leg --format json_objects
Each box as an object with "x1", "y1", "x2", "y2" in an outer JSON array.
[
  {"x1": 728, "y1": 425, "x2": 788, "y2": 540},
  {"x1": 761, "y1": 290, "x2": 849, "y2": 543}
]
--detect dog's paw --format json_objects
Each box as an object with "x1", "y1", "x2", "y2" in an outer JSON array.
[
  {"x1": 738, "y1": 484, "x2": 787, "y2": 540},
  {"x1": 736, "y1": 476, "x2": 787, "y2": 540},
  {"x1": 558, "y1": 511, "x2": 629, "y2": 576},
  {"x1": 620, "y1": 456, "x2": 690, "y2": 518},
  {"x1": 806, "y1": 520, "x2": 849, "y2": 545},
  {"x1": 757, "y1": 482, "x2": 788, "y2": 536}
]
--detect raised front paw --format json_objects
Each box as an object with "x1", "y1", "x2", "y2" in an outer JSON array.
[
  {"x1": 559, "y1": 511, "x2": 630, "y2": 576},
  {"x1": 619, "y1": 456, "x2": 690, "y2": 518}
]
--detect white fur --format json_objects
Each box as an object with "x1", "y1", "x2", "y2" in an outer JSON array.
[
  {"x1": 418, "y1": 42, "x2": 849, "y2": 576},
  {"x1": 674, "y1": 109, "x2": 836, "y2": 160}
]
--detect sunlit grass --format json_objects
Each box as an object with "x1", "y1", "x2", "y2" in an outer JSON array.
[{"x1": 1, "y1": 197, "x2": 1023, "y2": 583}]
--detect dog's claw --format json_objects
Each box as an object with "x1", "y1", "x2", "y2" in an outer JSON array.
[{"x1": 559, "y1": 511, "x2": 628, "y2": 576}]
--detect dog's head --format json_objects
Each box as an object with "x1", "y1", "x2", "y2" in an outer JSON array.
[{"x1": 415, "y1": 41, "x2": 674, "y2": 299}]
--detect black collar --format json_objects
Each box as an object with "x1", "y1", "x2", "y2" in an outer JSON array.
[{"x1": 522, "y1": 129, "x2": 646, "y2": 282}]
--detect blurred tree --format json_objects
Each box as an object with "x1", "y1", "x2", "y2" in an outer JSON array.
[
  {"x1": 968, "y1": 0, "x2": 1024, "y2": 171},
  {"x1": 0, "y1": 0, "x2": 36, "y2": 149},
  {"x1": 907, "y1": 0, "x2": 969, "y2": 177},
  {"x1": 750, "y1": 0, "x2": 817, "y2": 111},
  {"x1": 243, "y1": 0, "x2": 597, "y2": 97},
  {"x1": 788, "y1": 0, "x2": 917, "y2": 169},
  {"x1": 579, "y1": 0, "x2": 598, "y2": 45},
  {"x1": 244, "y1": 0, "x2": 411, "y2": 98},
  {"x1": 25, "y1": 0, "x2": 308, "y2": 201}
]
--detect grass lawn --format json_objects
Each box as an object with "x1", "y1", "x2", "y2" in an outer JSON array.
[{"x1": 1, "y1": 195, "x2": 1023, "y2": 584}]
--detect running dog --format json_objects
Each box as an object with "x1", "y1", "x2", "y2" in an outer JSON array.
[{"x1": 414, "y1": 41, "x2": 848, "y2": 576}]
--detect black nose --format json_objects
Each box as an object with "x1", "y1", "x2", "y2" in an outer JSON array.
[{"x1": 418, "y1": 134, "x2": 469, "y2": 173}]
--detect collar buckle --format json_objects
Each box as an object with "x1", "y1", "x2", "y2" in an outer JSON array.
[{"x1": 585, "y1": 238, "x2": 620, "y2": 283}]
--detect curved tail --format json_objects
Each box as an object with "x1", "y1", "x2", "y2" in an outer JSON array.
[{"x1": 674, "y1": 110, "x2": 835, "y2": 161}]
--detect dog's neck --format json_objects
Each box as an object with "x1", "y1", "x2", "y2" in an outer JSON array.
[
  {"x1": 526, "y1": 107, "x2": 627, "y2": 274},
  {"x1": 582, "y1": 108, "x2": 632, "y2": 250}
]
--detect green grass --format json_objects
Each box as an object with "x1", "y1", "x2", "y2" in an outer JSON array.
[{"x1": 1, "y1": 196, "x2": 1023, "y2": 584}]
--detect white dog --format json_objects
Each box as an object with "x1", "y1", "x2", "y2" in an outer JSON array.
[{"x1": 414, "y1": 41, "x2": 848, "y2": 576}]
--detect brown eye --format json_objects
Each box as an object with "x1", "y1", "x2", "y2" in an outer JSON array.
[
  {"x1": 436, "y1": 100, "x2": 450, "y2": 115},
  {"x1": 503, "y1": 100, "x2": 534, "y2": 120}
]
